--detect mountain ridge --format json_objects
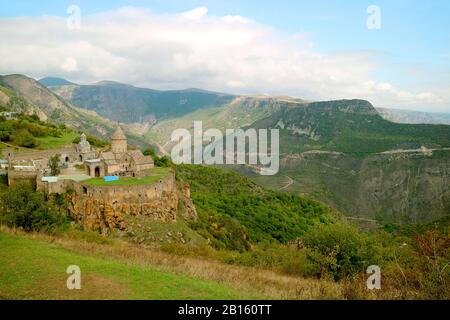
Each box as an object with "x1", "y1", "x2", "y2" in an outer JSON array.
[
  {"x1": 41, "y1": 78, "x2": 238, "y2": 123},
  {"x1": 0, "y1": 74, "x2": 153, "y2": 149}
]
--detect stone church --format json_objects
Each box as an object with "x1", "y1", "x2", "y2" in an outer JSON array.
[{"x1": 85, "y1": 126, "x2": 154, "y2": 177}]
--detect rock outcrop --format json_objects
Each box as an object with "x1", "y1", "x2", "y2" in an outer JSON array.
[{"x1": 65, "y1": 172, "x2": 197, "y2": 233}]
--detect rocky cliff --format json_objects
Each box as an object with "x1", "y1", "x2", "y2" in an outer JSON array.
[
  {"x1": 271, "y1": 150, "x2": 450, "y2": 224},
  {"x1": 65, "y1": 173, "x2": 197, "y2": 233}
]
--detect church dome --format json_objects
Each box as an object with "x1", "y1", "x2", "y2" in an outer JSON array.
[
  {"x1": 77, "y1": 132, "x2": 91, "y2": 153},
  {"x1": 112, "y1": 126, "x2": 126, "y2": 140},
  {"x1": 111, "y1": 125, "x2": 127, "y2": 153}
]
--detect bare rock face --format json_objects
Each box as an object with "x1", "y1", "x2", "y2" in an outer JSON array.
[
  {"x1": 0, "y1": 90, "x2": 10, "y2": 106},
  {"x1": 281, "y1": 152, "x2": 450, "y2": 223},
  {"x1": 179, "y1": 184, "x2": 198, "y2": 221},
  {"x1": 65, "y1": 172, "x2": 195, "y2": 233}
]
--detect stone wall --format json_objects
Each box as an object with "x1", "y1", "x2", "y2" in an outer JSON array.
[
  {"x1": 8, "y1": 169, "x2": 37, "y2": 187},
  {"x1": 3, "y1": 147, "x2": 76, "y2": 161},
  {"x1": 64, "y1": 172, "x2": 189, "y2": 233},
  {"x1": 60, "y1": 150, "x2": 97, "y2": 164},
  {"x1": 37, "y1": 178, "x2": 76, "y2": 195}
]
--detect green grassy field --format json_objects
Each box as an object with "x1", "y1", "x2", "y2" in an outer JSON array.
[
  {"x1": 85, "y1": 167, "x2": 170, "y2": 186},
  {"x1": 35, "y1": 131, "x2": 79, "y2": 149},
  {"x1": 0, "y1": 231, "x2": 258, "y2": 300}
]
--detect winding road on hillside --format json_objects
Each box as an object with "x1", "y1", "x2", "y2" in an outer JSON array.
[{"x1": 279, "y1": 175, "x2": 294, "y2": 190}]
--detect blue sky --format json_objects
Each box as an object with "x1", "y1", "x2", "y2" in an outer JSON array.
[
  {"x1": 2, "y1": 0, "x2": 449, "y2": 61},
  {"x1": 0, "y1": 1, "x2": 449, "y2": 111}
]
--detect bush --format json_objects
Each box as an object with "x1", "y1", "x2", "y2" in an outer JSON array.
[
  {"x1": 12, "y1": 129, "x2": 37, "y2": 148},
  {"x1": 48, "y1": 154, "x2": 60, "y2": 176},
  {"x1": 154, "y1": 155, "x2": 171, "y2": 167},
  {"x1": 143, "y1": 147, "x2": 157, "y2": 157},
  {"x1": 414, "y1": 230, "x2": 450, "y2": 299},
  {"x1": 302, "y1": 223, "x2": 379, "y2": 280},
  {"x1": 144, "y1": 147, "x2": 171, "y2": 167},
  {"x1": 0, "y1": 183, "x2": 68, "y2": 232}
]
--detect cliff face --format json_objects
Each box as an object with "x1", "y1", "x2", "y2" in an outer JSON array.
[
  {"x1": 65, "y1": 173, "x2": 197, "y2": 233},
  {"x1": 276, "y1": 151, "x2": 450, "y2": 224}
]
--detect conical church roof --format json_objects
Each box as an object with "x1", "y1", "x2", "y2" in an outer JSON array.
[{"x1": 112, "y1": 125, "x2": 126, "y2": 140}]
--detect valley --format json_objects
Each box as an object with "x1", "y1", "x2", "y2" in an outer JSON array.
[
  {"x1": 1, "y1": 1, "x2": 449, "y2": 303},
  {"x1": 33, "y1": 76, "x2": 450, "y2": 225}
]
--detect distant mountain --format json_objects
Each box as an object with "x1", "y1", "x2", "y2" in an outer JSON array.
[
  {"x1": 45, "y1": 80, "x2": 237, "y2": 123},
  {"x1": 377, "y1": 107, "x2": 450, "y2": 125},
  {"x1": 18, "y1": 74, "x2": 450, "y2": 223},
  {"x1": 39, "y1": 77, "x2": 75, "y2": 87},
  {"x1": 149, "y1": 96, "x2": 290, "y2": 149},
  {"x1": 0, "y1": 74, "x2": 152, "y2": 149},
  {"x1": 251, "y1": 99, "x2": 450, "y2": 154},
  {"x1": 145, "y1": 97, "x2": 450, "y2": 224},
  {"x1": 242, "y1": 99, "x2": 450, "y2": 223}
]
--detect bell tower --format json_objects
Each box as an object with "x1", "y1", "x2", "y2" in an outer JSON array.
[{"x1": 111, "y1": 125, "x2": 127, "y2": 153}]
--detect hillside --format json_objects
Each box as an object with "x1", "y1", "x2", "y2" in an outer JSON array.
[
  {"x1": 175, "y1": 165, "x2": 338, "y2": 250},
  {"x1": 42, "y1": 78, "x2": 237, "y2": 123},
  {"x1": 0, "y1": 230, "x2": 263, "y2": 299},
  {"x1": 39, "y1": 77, "x2": 75, "y2": 87},
  {"x1": 241, "y1": 99, "x2": 450, "y2": 223},
  {"x1": 148, "y1": 96, "x2": 288, "y2": 148},
  {"x1": 245, "y1": 150, "x2": 450, "y2": 224},
  {"x1": 0, "y1": 141, "x2": 448, "y2": 299},
  {"x1": 377, "y1": 107, "x2": 450, "y2": 125},
  {"x1": 251, "y1": 99, "x2": 450, "y2": 154},
  {"x1": 0, "y1": 113, "x2": 81, "y2": 150},
  {"x1": 145, "y1": 98, "x2": 450, "y2": 224},
  {"x1": 8, "y1": 75, "x2": 450, "y2": 223},
  {"x1": 0, "y1": 74, "x2": 153, "y2": 149}
]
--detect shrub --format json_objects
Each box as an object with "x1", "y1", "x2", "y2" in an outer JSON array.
[
  {"x1": 144, "y1": 147, "x2": 171, "y2": 167},
  {"x1": 0, "y1": 183, "x2": 68, "y2": 232},
  {"x1": 12, "y1": 129, "x2": 37, "y2": 148},
  {"x1": 414, "y1": 230, "x2": 450, "y2": 299},
  {"x1": 154, "y1": 155, "x2": 171, "y2": 167},
  {"x1": 48, "y1": 154, "x2": 60, "y2": 176},
  {"x1": 143, "y1": 147, "x2": 157, "y2": 157},
  {"x1": 302, "y1": 223, "x2": 379, "y2": 280}
]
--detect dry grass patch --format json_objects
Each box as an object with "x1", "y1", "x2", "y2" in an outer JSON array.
[{"x1": 1, "y1": 226, "x2": 344, "y2": 299}]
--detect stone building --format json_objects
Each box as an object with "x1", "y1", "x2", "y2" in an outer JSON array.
[
  {"x1": 6, "y1": 132, "x2": 98, "y2": 186},
  {"x1": 4, "y1": 133, "x2": 97, "y2": 167},
  {"x1": 85, "y1": 126, "x2": 154, "y2": 178},
  {"x1": 59, "y1": 133, "x2": 97, "y2": 164}
]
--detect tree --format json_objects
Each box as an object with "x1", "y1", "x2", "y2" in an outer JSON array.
[
  {"x1": 49, "y1": 155, "x2": 60, "y2": 176},
  {"x1": 0, "y1": 182, "x2": 67, "y2": 232},
  {"x1": 143, "y1": 147, "x2": 157, "y2": 157},
  {"x1": 143, "y1": 147, "x2": 171, "y2": 167},
  {"x1": 13, "y1": 129, "x2": 37, "y2": 148}
]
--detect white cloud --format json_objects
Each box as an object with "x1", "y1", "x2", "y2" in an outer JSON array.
[
  {"x1": 61, "y1": 57, "x2": 78, "y2": 72},
  {"x1": 0, "y1": 6, "x2": 448, "y2": 112},
  {"x1": 221, "y1": 15, "x2": 251, "y2": 24},
  {"x1": 181, "y1": 7, "x2": 208, "y2": 20}
]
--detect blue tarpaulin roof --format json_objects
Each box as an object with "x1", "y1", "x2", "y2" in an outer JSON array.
[{"x1": 104, "y1": 176, "x2": 119, "y2": 182}]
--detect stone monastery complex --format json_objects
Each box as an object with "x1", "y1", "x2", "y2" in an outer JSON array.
[
  {"x1": 1, "y1": 127, "x2": 192, "y2": 233},
  {"x1": 5, "y1": 125, "x2": 154, "y2": 187}
]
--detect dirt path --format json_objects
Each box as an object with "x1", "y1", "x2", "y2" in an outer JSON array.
[{"x1": 279, "y1": 175, "x2": 294, "y2": 190}]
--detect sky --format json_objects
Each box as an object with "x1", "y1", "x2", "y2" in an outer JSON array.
[{"x1": 0, "y1": 0, "x2": 449, "y2": 112}]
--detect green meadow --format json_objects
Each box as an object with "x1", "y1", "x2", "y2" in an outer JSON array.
[{"x1": 0, "y1": 231, "x2": 258, "y2": 300}]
